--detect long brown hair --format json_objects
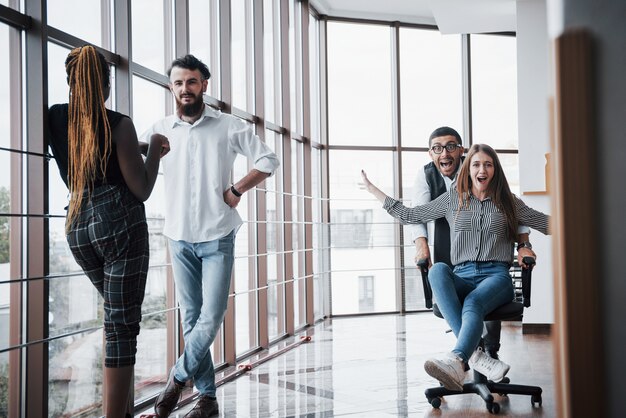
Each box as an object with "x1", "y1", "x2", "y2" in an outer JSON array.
[
  {"x1": 64, "y1": 45, "x2": 111, "y2": 232},
  {"x1": 456, "y1": 144, "x2": 518, "y2": 241}
]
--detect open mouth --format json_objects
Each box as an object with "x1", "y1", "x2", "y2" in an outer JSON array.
[
  {"x1": 439, "y1": 159, "x2": 453, "y2": 169},
  {"x1": 476, "y1": 175, "x2": 488, "y2": 184}
]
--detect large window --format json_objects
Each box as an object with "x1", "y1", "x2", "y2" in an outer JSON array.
[{"x1": 325, "y1": 22, "x2": 521, "y2": 317}]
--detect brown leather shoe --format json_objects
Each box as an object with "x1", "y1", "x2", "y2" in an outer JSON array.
[
  {"x1": 154, "y1": 370, "x2": 185, "y2": 417},
  {"x1": 183, "y1": 395, "x2": 219, "y2": 418}
]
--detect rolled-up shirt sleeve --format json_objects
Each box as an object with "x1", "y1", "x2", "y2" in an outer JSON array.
[{"x1": 229, "y1": 118, "x2": 280, "y2": 176}]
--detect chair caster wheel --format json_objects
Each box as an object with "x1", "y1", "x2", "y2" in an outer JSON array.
[
  {"x1": 487, "y1": 402, "x2": 500, "y2": 414},
  {"x1": 428, "y1": 397, "x2": 441, "y2": 409},
  {"x1": 531, "y1": 394, "x2": 542, "y2": 406}
]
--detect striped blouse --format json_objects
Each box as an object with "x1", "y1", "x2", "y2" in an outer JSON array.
[{"x1": 383, "y1": 190, "x2": 550, "y2": 266}]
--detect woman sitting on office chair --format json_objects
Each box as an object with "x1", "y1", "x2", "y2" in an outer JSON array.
[{"x1": 360, "y1": 143, "x2": 550, "y2": 391}]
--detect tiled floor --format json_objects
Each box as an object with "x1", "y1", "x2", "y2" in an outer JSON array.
[{"x1": 138, "y1": 312, "x2": 555, "y2": 417}]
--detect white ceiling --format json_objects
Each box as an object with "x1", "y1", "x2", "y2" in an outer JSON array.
[{"x1": 309, "y1": 0, "x2": 518, "y2": 34}]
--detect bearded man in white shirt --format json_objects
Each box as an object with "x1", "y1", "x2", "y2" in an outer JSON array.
[{"x1": 141, "y1": 55, "x2": 279, "y2": 418}]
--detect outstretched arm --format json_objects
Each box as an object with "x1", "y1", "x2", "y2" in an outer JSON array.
[
  {"x1": 362, "y1": 170, "x2": 449, "y2": 225},
  {"x1": 360, "y1": 170, "x2": 388, "y2": 202}
]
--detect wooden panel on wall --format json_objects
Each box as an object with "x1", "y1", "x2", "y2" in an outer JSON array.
[{"x1": 552, "y1": 29, "x2": 604, "y2": 418}]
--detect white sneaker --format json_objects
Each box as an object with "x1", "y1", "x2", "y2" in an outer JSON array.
[
  {"x1": 424, "y1": 352, "x2": 466, "y2": 391},
  {"x1": 469, "y1": 347, "x2": 511, "y2": 382}
]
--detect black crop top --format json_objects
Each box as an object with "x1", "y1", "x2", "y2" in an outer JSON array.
[{"x1": 48, "y1": 103, "x2": 128, "y2": 188}]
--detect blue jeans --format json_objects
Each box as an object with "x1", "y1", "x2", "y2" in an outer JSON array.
[
  {"x1": 168, "y1": 230, "x2": 235, "y2": 396},
  {"x1": 428, "y1": 261, "x2": 514, "y2": 363}
]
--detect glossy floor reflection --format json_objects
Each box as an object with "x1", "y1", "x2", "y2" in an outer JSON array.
[{"x1": 140, "y1": 313, "x2": 555, "y2": 417}]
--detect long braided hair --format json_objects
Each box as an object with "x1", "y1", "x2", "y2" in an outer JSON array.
[
  {"x1": 455, "y1": 144, "x2": 518, "y2": 241},
  {"x1": 64, "y1": 45, "x2": 111, "y2": 232}
]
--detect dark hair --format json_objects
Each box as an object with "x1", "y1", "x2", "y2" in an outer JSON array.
[
  {"x1": 429, "y1": 126, "x2": 462, "y2": 147},
  {"x1": 65, "y1": 45, "x2": 110, "y2": 88},
  {"x1": 167, "y1": 54, "x2": 211, "y2": 80},
  {"x1": 64, "y1": 45, "x2": 112, "y2": 233},
  {"x1": 456, "y1": 144, "x2": 517, "y2": 241}
]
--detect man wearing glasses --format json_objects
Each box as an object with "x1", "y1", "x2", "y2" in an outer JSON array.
[{"x1": 408, "y1": 126, "x2": 535, "y2": 363}]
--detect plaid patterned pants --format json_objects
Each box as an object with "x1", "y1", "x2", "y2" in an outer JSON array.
[{"x1": 67, "y1": 185, "x2": 149, "y2": 368}]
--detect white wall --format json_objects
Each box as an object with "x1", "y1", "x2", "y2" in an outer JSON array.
[{"x1": 515, "y1": 0, "x2": 554, "y2": 324}]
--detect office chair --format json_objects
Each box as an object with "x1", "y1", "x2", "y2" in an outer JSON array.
[{"x1": 418, "y1": 257, "x2": 543, "y2": 414}]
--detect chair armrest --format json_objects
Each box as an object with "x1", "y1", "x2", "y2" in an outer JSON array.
[
  {"x1": 417, "y1": 258, "x2": 433, "y2": 309},
  {"x1": 521, "y1": 256, "x2": 536, "y2": 308}
]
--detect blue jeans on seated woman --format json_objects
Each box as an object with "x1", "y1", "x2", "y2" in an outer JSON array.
[{"x1": 428, "y1": 261, "x2": 514, "y2": 363}]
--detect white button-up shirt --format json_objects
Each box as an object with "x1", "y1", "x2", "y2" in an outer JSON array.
[{"x1": 141, "y1": 105, "x2": 279, "y2": 243}]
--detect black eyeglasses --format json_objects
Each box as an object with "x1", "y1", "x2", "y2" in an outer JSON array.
[{"x1": 430, "y1": 143, "x2": 462, "y2": 154}]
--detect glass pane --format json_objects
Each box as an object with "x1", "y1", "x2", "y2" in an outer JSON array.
[
  {"x1": 399, "y1": 28, "x2": 463, "y2": 148},
  {"x1": 401, "y1": 151, "x2": 433, "y2": 311},
  {"x1": 234, "y1": 165, "x2": 253, "y2": 354},
  {"x1": 189, "y1": 0, "x2": 217, "y2": 97},
  {"x1": 289, "y1": 1, "x2": 303, "y2": 135},
  {"x1": 0, "y1": 352, "x2": 8, "y2": 417},
  {"x1": 48, "y1": 162, "x2": 69, "y2": 216},
  {"x1": 49, "y1": 330, "x2": 104, "y2": 417},
  {"x1": 291, "y1": 141, "x2": 305, "y2": 327},
  {"x1": 145, "y1": 176, "x2": 167, "y2": 264},
  {"x1": 308, "y1": 15, "x2": 320, "y2": 143},
  {"x1": 265, "y1": 131, "x2": 284, "y2": 339},
  {"x1": 471, "y1": 34, "x2": 518, "y2": 149},
  {"x1": 327, "y1": 22, "x2": 392, "y2": 146},
  {"x1": 499, "y1": 153, "x2": 520, "y2": 196},
  {"x1": 0, "y1": 152, "x2": 9, "y2": 205},
  {"x1": 0, "y1": 24, "x2": 13, "y2": 150},
  {"x1": 231, "y1": 0, "x2": 252, "y2": 111},
  {"x1": 0, "y1": 0, "x2": 18, "y2": 10},
  {"x1": 134, "y1": 265, "x2": 168, "y2": 400},
  {"x1": 47, "y1": 0, "x2": 105, "y2": 48},
  {"x1": 0, "y1": 278, "x2": 9, "y2": 350},
  {"x1": 47, "y1": 42, "x2": 71, "y2": 109},
  {"x1": 131, "y1": 76, "x2": 168, "y2": 136},
  {"x1": 49, "y1": 222, "x2": 101, "y2": 337},
  {"x1": 263, "y1": 0, "x2": 279, "y2": 124},
  {"x1": 233, "y1": 121, "x2": 257, "y2": 354},
  {"x1": 311, "y1": 148, "x2": 325, "y2": 320},
  {"x1": 131, "y1": 0, "x2": 166, "y2": 73},
  {"x1": 329, "y1": 150, "x2": 396, "y2": 315}
]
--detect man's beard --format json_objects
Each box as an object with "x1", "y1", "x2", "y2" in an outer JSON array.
[{"x1": 177, "y1": 93, "x2": 204, "y2": 117}]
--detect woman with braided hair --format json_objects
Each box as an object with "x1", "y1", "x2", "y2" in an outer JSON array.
[{"x1": 48, "y1": 45, "x2": 169, "y2": 417}]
